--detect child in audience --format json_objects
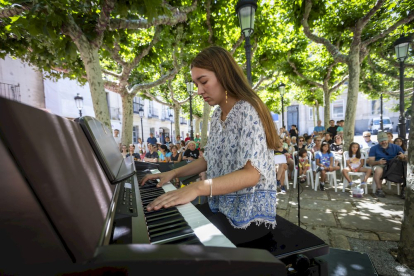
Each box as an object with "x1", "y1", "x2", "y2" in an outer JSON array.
[
  {"x1": 298, "y1": 148, "x2": 310, "y2": 183},
  {"x1": 315, "y1": 142, "x2": 340, "y2": 191},
  {"x1": 342, "y1": 142, "x2": 372, "y2": 187}
]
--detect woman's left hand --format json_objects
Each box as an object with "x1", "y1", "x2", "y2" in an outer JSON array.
[{"x1": 146, "y1": 184, "x2": 199, "y2": 212}]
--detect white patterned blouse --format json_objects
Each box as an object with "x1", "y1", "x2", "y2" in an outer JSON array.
[{"x1": 203, "y1": 100, "x2": 277, "y2": 229}]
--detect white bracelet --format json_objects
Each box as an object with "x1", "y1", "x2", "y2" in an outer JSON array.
[{"x1": 209, "y1": 179, "x2": 213, "y2": 198}]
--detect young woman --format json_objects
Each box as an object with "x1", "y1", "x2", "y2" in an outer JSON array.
[
  {"x1": 120, "y1": 145, "x2": 128, "y2": 158},
  {"x1": 141, "y1": 46, "x2": 279, "y2": 247},
  {"x1": 136, "y1": 138, "x2": 146, "y2": 157},
  {"x1": 394, "y1": 138, "x2": 407, "y2": 153},
  {"x1": 170, "y1": 145, "x2": 182, "y2": 163},
  {"x1": 158, "y1": 145, "x2": 172, "y2": 162},
  {"x1": 342, "y1": 142, "x2": 372, "y2": 187},
  {"x1": 315, "y1": 142, "x2": 340, "y2": 191}
]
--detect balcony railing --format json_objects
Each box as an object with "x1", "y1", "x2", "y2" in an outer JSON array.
[
  {"x1": 180, "y1": 117, "x2": 187, "y2": 125},
  {"x1": 149, "y1": 108, "x2": 159, "y2": 118},
  {"x1": 109, "y1": 107, "x2": 120, "y2": 120},
  {"x1": 0, "y1": 82, "x2": 20, "y2": 102}
]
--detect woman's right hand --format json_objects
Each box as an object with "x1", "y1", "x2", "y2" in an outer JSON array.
[{"x1": 140, "y1": 170, "x2": 176, "y2": 188}]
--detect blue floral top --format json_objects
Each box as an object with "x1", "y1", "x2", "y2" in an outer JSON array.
[{"x1": 204, "y1": 100, "x2": 277, "y2": 229}]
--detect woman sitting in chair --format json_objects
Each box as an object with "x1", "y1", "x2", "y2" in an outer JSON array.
[{"x1": 342, "y1": 142, "x2": 372, "y2": 188}]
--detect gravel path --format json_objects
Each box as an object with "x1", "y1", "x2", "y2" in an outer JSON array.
[{"x1": 348, "y1": 238, "x2": 414, "y2": 276}]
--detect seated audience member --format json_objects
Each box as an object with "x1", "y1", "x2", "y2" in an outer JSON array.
[
  {"x1": 164, "y1": 136, "x2": 172, "y2": 147},
  {"x1": 291, "y1": 136, "x2": 297, "y2": 147},
  {"x1": 306, "y1": 136, "x2": 314, "y2": 150},
  {"x1": 184, "y1": 133, "x2": 191, "y2": 142},
  {"x1": 126, "y1": 144, "x2": 141, "y2": 161},
  {"x1": 342, "y1": 142, "x2": 371, "y2": 187},
  {"x1": 199, "y1": 148, "x2": 205, "y2": 159},
  {"x1": 170, "y1": 145, "x2": 183, "y2": 163},
  {"x1": 121, "y1": 144, "x2": 128, "y2": 158},
  {"x1": 183, "y1": 141, "x2": 199, "y2": 161},
  {"x1": 158, "y1": 145, "x2": 172, "y2": 162},
  {"x1": 387, "y1": 132, "x2": 394, "y2": 144},
  {"x1": 294, "y1": 136, "x2": 306, "y2": 152},
  {"x1": 283, "y1": 136, "x2": 291, "y2": 151},
  {"x1": 368, "y1": 132, "x2": 406, "y2": 198},
  {"x1": 360, "y1": 131, "x2": 377, "y2": 152},
  {"x1": 275, "y1": 140, "x2": 288, "y2": 194},
  {"x1": 279, "y1": 127, "x2": 288, "y2": 140},
  {"x1": 315, "y1": 142, "x2": 340, "y2": 191},
  {"x1": 330, "y1": 135, "x2": 343, "y2": 154},
  {"x1": 323, "y1": 132, "x2": 334, "y2": 144},
  {"x1": 394, "y1": 138, "x2": 407, "y2": 154},
  {"x1": 298, "y1": 148, "x2": 310, "y2": 183},
  {"x1": 144, "y1": 144, "x2": 159, "y2": 162}
]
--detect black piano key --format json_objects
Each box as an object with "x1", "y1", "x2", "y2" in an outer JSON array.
[
  {"x1": 163, "y1": 234, "x2": 203, "y2": 245},
  {"x1": 146, "y1": 214, "x2": 183, "y2": 226},
  {"x1": 145, "y1": 208, "x2": 178, "y2": 218},
  {"x1": 148, "y1": 221, "x2": 188, "y2": 233},
  {"x1": 150, "y1": 226, "x2": 194, "y2": 243}
]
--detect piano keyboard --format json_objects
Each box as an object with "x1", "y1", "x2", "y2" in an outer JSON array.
[{"x1": 132, "y1": 169, "x2": 235, "y2": 248}]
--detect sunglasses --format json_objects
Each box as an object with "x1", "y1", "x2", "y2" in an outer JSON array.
[
  {"x1": 363, "y1": 136, "x2": 371, "y2": 137},
  {"x1": 316, "y1": 140, "x2": 322, "y2": 141},
  {"x1": 299, "y1": 140, "x2": 304, "y2": 142}
]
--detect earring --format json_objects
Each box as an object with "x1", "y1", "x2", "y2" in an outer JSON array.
[{"x1": 225, "y1": 91, "x2": 228, "y2": 104}]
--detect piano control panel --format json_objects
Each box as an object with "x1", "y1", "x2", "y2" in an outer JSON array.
[{"x1": 115, "y1": 178, "x2": 138, "y2": 218}]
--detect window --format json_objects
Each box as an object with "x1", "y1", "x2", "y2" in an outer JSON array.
[
  {"x1": 371, "y1": 100, "x2": 380, "y2": 115},
  {"x1": 132, "y1": 126, "x2": 138, "y2": 143},
  {"x1": 309, "y1": 107, "x2": 313, "y2": 120},
  {"x1": 149, "y1": 101, "x2": 154, "y2": 117},
  {"x1": 332, "y1": 100, "x2": 344, "y2": 118},
  {"x1": 133, "y1": 97, "x2": 144, "y2": 114}
]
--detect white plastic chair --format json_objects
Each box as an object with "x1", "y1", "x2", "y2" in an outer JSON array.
[
  {"x1": 314, "y1": 151, "x2": 338, "y2": 192},
  {"x1": 342, "y1": 151, "x2": 369, "y2": 194},
  {"x1": 293, "y1": 151, "x2": 314, "y2": 189}
]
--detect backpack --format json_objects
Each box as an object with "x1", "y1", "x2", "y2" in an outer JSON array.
[{"x1": 382, "y1": 156, "x2": 407, "y2": 185}]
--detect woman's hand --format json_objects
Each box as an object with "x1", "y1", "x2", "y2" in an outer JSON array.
[
  {"x1": 140, "y1": 170, "x2": 176, "y2": 187},
  {"x1": 146, "y1": 184, "x2": 199, "y2": 211}
]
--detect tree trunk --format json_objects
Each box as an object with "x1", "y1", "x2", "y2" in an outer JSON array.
[
  {"x1": 195, "y1": 117, "x2": 201, "y2": 135},
  {"x1": 76, "y1": 44, "x2": 111, "y2": 128},
  {"x1": 316, "y1": 102, "x2": 320, "y2": 122},
  {"x1": 174, "y1": 104, "x2": 181, "y2": 142},
  {"x1": 397, "y1": 91, "x2": 414, "y2": 268},
  {"x1": 201, "y1": 102, "x2": 211, "y2": 148},
  {"x1": 343, "y1": 51, "x2": 360, "y2": 150},
  {"x1": 121, "y1": 92, "x2": 134, "y2": 147},
  {"x1": 323, "y1": 88, "x2": 331, "y2": 130}
]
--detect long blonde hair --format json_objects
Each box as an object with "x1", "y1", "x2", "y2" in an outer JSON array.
[{"x1": 191, "y1": 46, "x2": 279, "y2": 149}]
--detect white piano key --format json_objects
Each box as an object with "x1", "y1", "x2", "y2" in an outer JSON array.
[{"x1": 150, "y1": 169, "x2": 235, "y2": 248}]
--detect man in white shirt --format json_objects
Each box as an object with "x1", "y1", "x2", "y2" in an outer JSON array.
[
  {"x1": 113, "y1": 129, "x2": 121, "y2": 150},
  {"x1": 360, "y1": 131, "x2": 377, "y2": 152}
]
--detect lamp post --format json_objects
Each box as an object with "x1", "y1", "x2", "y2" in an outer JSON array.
[
  {"x1": 74, "y1": 93, "x2": 83, "y2": 117},
  {"x1": 278, "y1": 83, "x2": 286, "y2": 129},
  {"x1": 169, "y1": 109, "x2": 173, "y2": 142},
  {"x1": 186, "y1": 82, "x2": 194, "y2": 140},
  {"x1": 236, "y1": 0, "x2": 257, "y2": 86},
  {"x1": 380, "y1": 93, "x2": 384, "y2": 132},
  {"x1": 139, "y1": 106, "x2": 144, "y2": 141},
  {"x1": 394, "y1": 34, "x2": 412, "y2": 139}
]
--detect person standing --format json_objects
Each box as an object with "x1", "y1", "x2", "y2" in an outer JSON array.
[
  {"x1": 113, "y1": 129, "x2": 121, "y2": 151},
  {"x1": 147, "y1": 133, "x2": 157, "y2": 146},
  {"x1": 194, "y1": 133, "x2": 201, "y2": 149},
  {"x1": 289, "y1": 125, "x2": 298, "y2": 139},
  {"x1": 313, "y1": 120, "x2": 325, "y2": 136},
  {"x1": 327, "y1": 120, "x2": 338, "y2": 138}
]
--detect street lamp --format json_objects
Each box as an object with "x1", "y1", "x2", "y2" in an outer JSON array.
[
  {"x1": 394, "y1": 34, "x2": 412, "y2": 139},
  {"x1": 278, "y1": 83, "x2": 286, "y2": 129},
  {"x1": 186, "y1": 81, "x2": 194, "y2": 140},
  {"x1": 139, "y1": 106, "x2": 144, "y2": 142},
  {"x1": 236, "y1": 0, "x2": 257, "y2": 86},
  {"x1": 169, "y1": 108, "x2": 173, "y2": 142},
  {"x1": 74, "y1": 93, "x2": 83, "y2": 117}
]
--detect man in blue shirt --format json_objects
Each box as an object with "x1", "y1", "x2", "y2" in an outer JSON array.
[
  {"x1": 368, "y1": 132, "x2": 406, "y2": 197},
  {"x1": 147, "y1": 133, "x2": 157, "y2": 146},
  {"x1": 313, "y1": 120, "x2": 325, "y2": 136}
]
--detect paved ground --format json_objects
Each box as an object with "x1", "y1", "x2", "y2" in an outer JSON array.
[{"x1": 276, "y1": 176, "x2": 413, "y2": 276}]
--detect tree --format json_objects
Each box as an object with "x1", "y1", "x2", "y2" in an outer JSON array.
[
  {"x1": 0, "y1": 0, "x2": 197, "y2": 128},
  {"x1": 300, "y1": 0, "x2": 414, "y2": 148}
]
